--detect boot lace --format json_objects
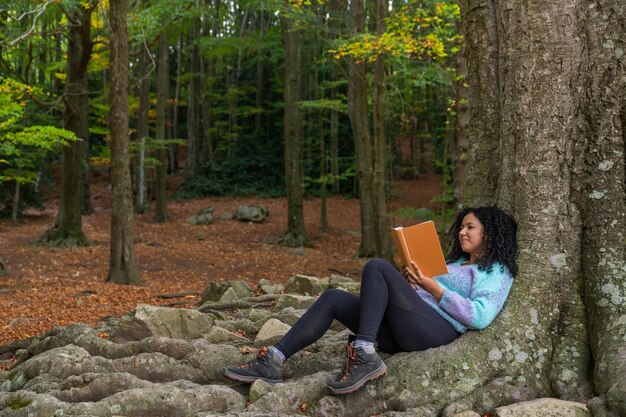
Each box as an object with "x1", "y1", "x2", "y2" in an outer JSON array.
[
  {"x1": 239, "y1": 346, "x2": 269, "y2": 368},
  {"x1": 336, "y1": 344, "x2": 364, "y2": 382}
]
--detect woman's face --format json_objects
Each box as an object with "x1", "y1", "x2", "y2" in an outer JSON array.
[{"x1": 459, "y1": 212, "x2": 485, "y2": 257}]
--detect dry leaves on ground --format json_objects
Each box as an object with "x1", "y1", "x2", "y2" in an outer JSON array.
[{"x1": 0, "y1": 175, "x2": 442, "y2": 347}]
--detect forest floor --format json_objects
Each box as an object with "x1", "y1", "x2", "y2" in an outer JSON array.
[{"x1": 0, "y1": 173, "x2": 443, "y2": 350}]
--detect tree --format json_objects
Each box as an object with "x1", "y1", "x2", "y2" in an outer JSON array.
[
  {"x1": 40, "y1": 0, "x2": 98, "y2": 247},
  {"x1": 0, "y1": 78, "x2": 77, "y2": 224},
  {"x1": 280, "y1": 1, "x2": 310, "y2": 247},
  {"x1": 107, "y1": 0, "x2": 141, "y2": 285},
  {"x1": 385, "y1": 0, "x2": 625, "y2": 414},
  {"x1": 154, "y1": 30, "x2": 169, "y2": 222}
]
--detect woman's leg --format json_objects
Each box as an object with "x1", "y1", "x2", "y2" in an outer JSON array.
[
  {"x1": 274, "y1": 288, "x2": 361, "y2": 359},
  {"x1": 356, "y1": 258, "x2": 459, "y2": 352},
  {"x1": 277, "y1": 258, "x2": 459, "y2": 357},
  {"x1": 223, "y1": 288, "x2": 360, "y2": 385}
]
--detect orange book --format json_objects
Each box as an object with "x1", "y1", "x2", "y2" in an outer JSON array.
[{"x1": 391, "y1": 220, "x2": 448, "y2": 277}]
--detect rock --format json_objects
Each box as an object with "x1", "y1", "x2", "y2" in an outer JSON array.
[
  {"x1": 274, "y1": 294, "x2": 317, "y2": 311},
  {"x1": 254, "y1": 318, "x2": 292, "y2": 346},
  {"x1": 247, "y1": 371, "x2": 331, "y2": 414},
  {"x1": 219, "y1": 287, "x2": 241, "y2": 303},
  {"x1": 220, "y1": 211, "x2": 234, "y2": 220},
  {"x1": 290, "y1": 246, "x2": 308, "y2": 256},
  {"x1": 328, "y1": 274, "x2": 360, "y2": 294},
  {"x1": 111, "y1": 304, "x2": 214, "y2": 341},
  {"x1": 203, "y1": 326, "x2": 247, "y2": 344},
  {"x1": 199, "y1": 281, "x2": 254, "y2": 305},
  {"x1": 451, "y1": 411, "x2": 481, "y2": 417},
  {"x1": 214, "y1": 318, "x2": 256, "y2": 336},
  {"x1": 249, "y1": 379, "x2": 273, "y2": 402},
  {"x1": 493, "y1": 398, "x2": 591, "y2": 417},
  {"x1": 284, "y1": 275, "x2": 326, "y2": 296},
  {"x1": 188, "y1": 207, "x2": 215, "y2": 225},
  {"x1": 271, "y1": 307, "x2": 306, "y2": 326},
  {"x1": 244, "y1": 308, "x2": 272, "y2": 324},
  {"x1": 235, "y1": 205, "x2": 268, "y2": 223},
  {"x1": 256, "y1": 279, "x2": 284, "y2": 295}
]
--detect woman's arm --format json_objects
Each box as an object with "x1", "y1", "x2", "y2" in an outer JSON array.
[
  {"x1": 438, "y1": 267, "x2": 513, "y2": 329},
  {"x1": 403, "y1": 261, "x2": 445, "y2": 300}
]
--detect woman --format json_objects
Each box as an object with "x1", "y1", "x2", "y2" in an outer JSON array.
[{"x1": 223, "y1": 206, "x2": 518, "y2": 395}]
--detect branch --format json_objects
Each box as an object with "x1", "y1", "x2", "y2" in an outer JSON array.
[{"x1": 3, "y1": 0, "x2": 56, "y2": 47}]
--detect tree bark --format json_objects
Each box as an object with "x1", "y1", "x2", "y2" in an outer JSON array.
[
  {"x1": 107, "y1": 0, "x2": 141, "y2": 285},
  {"x1": 154, "y1": 31, "x2": 169, "y2": 223},
  {"x1": 41, "y1": 2, "x2": 94, "y2": 247},
  {"x1": 347, "y1": 0, "x2": 391, "y2": 259},
  {"x1": 389, "y1": 0, "x2": 624, "y2": 415},
  {"x1": 170, "y1": 32, "x2": 183, "y2": 174},
  {"x1": 347, "y1": 0, "x2": 375, "y2": 257},
  {"x1": 575, "y1": 1, "x2": 625, "y2": 414},
  {"x1": 371, "y1": 0, "x2": 391, "y2": 260},
  {"x1": 135, "y1": 47, "x2": 151, "y2": 214},
  {"x1": 280, "y1": 2, "x2": 310, "y2": 248},
  {"x1": 186, "y1": 11, "x2": 203, "y2": 176}
]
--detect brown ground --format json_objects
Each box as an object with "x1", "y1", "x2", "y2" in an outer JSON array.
[{"x1": 0, "y1": 174, "x2": 442, "y2": 348}]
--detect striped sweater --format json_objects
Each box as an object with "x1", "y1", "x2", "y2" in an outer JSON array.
[{"x1": 416, "y1": 259, "x2": 513, "y2": 333}]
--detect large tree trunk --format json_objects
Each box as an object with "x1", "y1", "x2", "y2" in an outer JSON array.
[
  {"x1": 576, "y1": 1, "x2": 625, "y2": 414},
  {"x1": 41, "y1": 2, "x2": 94, "y2": 247},
  {"x1": 280, "y1": 2, "x2": 310, "y2": 248},
  {"x1": 453, "y1": 11, "x2": 470, "y2": 206},
  {"x1": 154, "y1": 31, "x2": 169, "y2": 223},
  {"x1": 407, "y1": 0, "x2": 624, "y2": 415},
  {"x1": 106, "y1": 0, "x2": 141, "y2": 286}
]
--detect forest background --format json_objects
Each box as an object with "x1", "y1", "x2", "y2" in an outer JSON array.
[
  {"x1": 0, "y1": 0, "x2": 624, "y2": 416},
  {"x1": 1, "y1": 0, "x2": 461, "y2": 342}
]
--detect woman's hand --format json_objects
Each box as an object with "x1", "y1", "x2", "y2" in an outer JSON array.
[{"x1": 403, "y1": 261, "x2": 445, "y2": 301}]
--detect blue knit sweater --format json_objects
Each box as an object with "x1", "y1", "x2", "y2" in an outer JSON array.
[{"x1": 416, "y1": 259, "x2": 513, "y2": 333}]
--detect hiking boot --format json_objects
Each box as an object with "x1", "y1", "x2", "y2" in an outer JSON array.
[
  {"x1": 327, "y1": 343, "x2": 387, "y2": 395},
  {"x1": 222, "y1": 346, "x2": 284, "y2": 384}
]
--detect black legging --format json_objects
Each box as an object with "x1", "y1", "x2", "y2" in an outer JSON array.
[{"x1": 274, "y1": 258, "x2": 460, "y2": 358}]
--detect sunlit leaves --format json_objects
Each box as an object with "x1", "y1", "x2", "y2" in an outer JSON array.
[
  {"x1": 330, "y1": 1, "x2": 461, "y2": 64},
  {"x1": 0, "y1": 77, "x2": 78, "y2": 185}
]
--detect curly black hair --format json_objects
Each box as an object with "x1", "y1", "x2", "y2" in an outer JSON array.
[{"x1": 446, "y1": 206, "x2": 518, "y2": 276}]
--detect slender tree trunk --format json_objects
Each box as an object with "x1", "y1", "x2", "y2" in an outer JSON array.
[
  {"x1": 107, "y1": 0, "x2": 140, "y2": 285},
  {"x1": 187, "y1": 12, "x2": 203, "y2": 175},
  {"x1": 280, "y1": 2, "x2": 309, "y2": 247},
  {"x1": 11, "y1": 181, "x2": 20, "y2": 225},
  {"x1": 330, "y1": 87, "x2": 339, "y2": 194},
  {"x1": 347, "y1": 0, "x2": 376, "y2": 257},
  {"x1": 41, "y1": 2, "x2": 94, "y2": 247},
  {"x1": 154, "y1": 31, "x2": 169, "y2": 223},
  {"x1": 371, "y1": 0, "x2": 391, "y2": 260},
  {"x1": 135, "y1": 47, "x2": 151, "y2": 214},
  {"x1": 255, "y1": 9, "x2": 266, "y2": 133},
  {"x1": 170, "y1": 33, "x2": 183, "y2": 174}
]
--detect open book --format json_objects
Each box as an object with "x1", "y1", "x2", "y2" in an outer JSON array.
[{"x1": 391, "y1": 220, "x2": 449, "y2": 277}]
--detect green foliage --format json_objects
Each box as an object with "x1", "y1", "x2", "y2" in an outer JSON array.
[
  {"x1": 0, "y1": 77, "x2": 77, "y2": 215},
  {"x1": 176, "y1": 134, "x2": 286, "y2": 199},
  {"x1": 330, "y1": 0, "x2": 461, "y2": 63},
  {"x1": 299, "y1": 99, "x2": 348, "y2": 114},
  {"x1": 391, "y1": 207, "x2": 435, "y2": 220}
]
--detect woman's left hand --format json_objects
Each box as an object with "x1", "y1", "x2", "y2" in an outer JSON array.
[{"x1": 404, "y1": 261, "x2": 445, "y2": 301}]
